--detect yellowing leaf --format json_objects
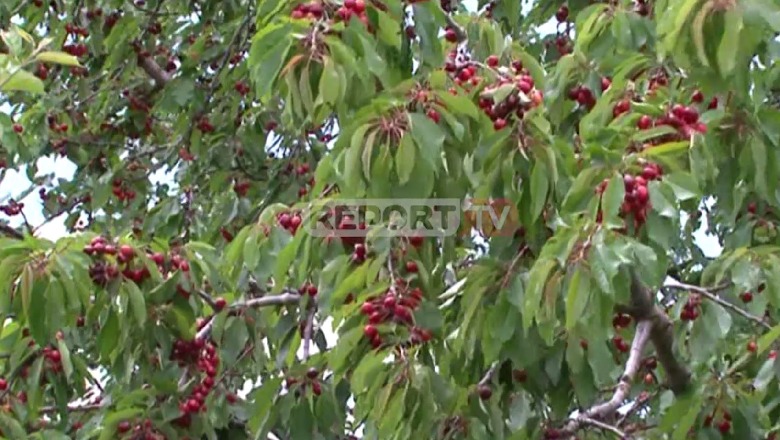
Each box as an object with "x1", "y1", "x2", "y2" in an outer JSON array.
[
  {"x1": 0, "y1": 69, "x2": 45, "y2": 94},
  {"x1": 35, "y1": 51, "x2": 82, "y2": 67}
]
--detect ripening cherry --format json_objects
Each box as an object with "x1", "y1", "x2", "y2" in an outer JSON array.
[
  {"x1": 364, "y1": 324, "x2": 378, "y2": 339},
  {"x1": 486, "y1": 55, "x2": 499, "y2": 67},
  {"x1": 637, "y1": 115, "x2": 652, "y2": 130},
  {"x1": 477, "y1": 384, "x2": 493, "y2": 400},
  {"x1": 555, "y1": 5, "x2": 569, "y2": 22},
  {"x1": 426, "y1": 108, "x2": 441, "y2": 123},
  {"x1": 748, "y1": 341, "x2": 758, "y2": 353},
  {"x1": 444, "y1": 28, "x2": 458, "y2": 42}
]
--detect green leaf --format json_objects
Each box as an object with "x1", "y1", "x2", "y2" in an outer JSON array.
[
  {"x1": 408, "y1": 113, "x2": 445, "y2": 172},
  {"x1": 717, "y1": 8, "x2": 743, "y2": 76},
  {"x1": 0, "y1": 69, "x2": 44, "y2": 94},
  {"x1": 318, "y1": 57, "x2": 341, "y2": 107},
  {"x1": 601, "y1": 173, "x2": 625, "y2": 225},
  {"x1": 248, "y1": 23, "x2": 292, "y2": 98},
  {"x1": 523, "y1": 259, "x2": 557, "y2": 329},
  {"x1": 395, "y1": 134, "x2": 416, "y2": 184},
  {"x1": 0, "y1": 412, "x2": 27, "y2": 439},
  {"x1": 375, "y1": 9, "x2": 402, "y2": 49},
  {"x1": 97, "y1": 309, "x2": 120, "y2": 361},
  {"x1": 124, "y1": 282, "x2": 147, "y2": 328},
  {"x1": 529, "y1": 161, "x2": 549, "y2": 221},
  {"x1": 247, "y1": 377, "x2": 283, "y2": 436},
  {"x1": 565, "y1": 267, "x2": 591, "y2": 330},
  {"x1": 758, "y1": 323, "x2": 780, "y2": 355},
  {"x1": 35, "y1": 51, "x2": 81, "y2": 66}
]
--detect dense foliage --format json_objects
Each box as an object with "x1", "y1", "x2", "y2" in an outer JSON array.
[{"x1": 1, "y1": 0, "x2": 780, "y2": 438}]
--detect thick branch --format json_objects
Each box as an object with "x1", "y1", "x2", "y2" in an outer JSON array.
[
  {"x1": 561, "y1": 320, "x2": 652, "y2": 436},
  {"x1": 0, "y1": 224, "x2": 23, "y2": 240},
  {"x1": 625, "y1": 271, "x2": 692, "y2": 395},
  {"x1": 664, "y1": 277, "x2": 771, "y2": 330},
  {"x1": 137, "y1": 55, "x2": 170, "y2": 85}
]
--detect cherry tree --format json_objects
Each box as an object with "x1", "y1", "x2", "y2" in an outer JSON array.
[{"x1": 0, "y1": 0, "x2": 779, "y2": 438}]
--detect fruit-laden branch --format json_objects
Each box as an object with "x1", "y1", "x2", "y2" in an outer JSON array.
[
  {"x1": 560, "y1": 320, "x2": 652, "y2": 437},
  {"x1": 442, "y1": 9, "x2": 467, "y2": 43},
  {"x1": 195, "y1": 291, "x2": 302, "y2": 340},
  {"x1": 663, "y1": 277, "x2": 772, "y2": 329}
]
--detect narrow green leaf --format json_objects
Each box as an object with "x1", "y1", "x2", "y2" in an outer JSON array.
[
  {"x1": 395, "y1": 134, "x2": 416, "y2": 184},
  {"x1": 529, "y1": 161, "x2": 549, "y2": 221},
  {"x1": 717, "y1": 8, "x2": 743, "y2": 76}
]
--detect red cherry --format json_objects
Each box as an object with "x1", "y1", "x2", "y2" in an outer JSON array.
[
  {"x1": 312, "y1": 381, "x2": 322, "y2": 395},
  {"x1": 179, "y1": 260, "x2": 190, "y2": 272},
  {"x1": 493, "y1": 118, "x2": 507, "y2": 130},
  {"x1": 426, "y1": 108, "x2": 440, "y2": 123},
  {"x1": 118, "y1": 244, "x2": 134, "y2": 260},
  {"x1": 486, "y1": 55, "x2": 499, "y2": 67},
  {"x1": 740, "y1": 292, "x2": 753, "y2": 303},
  {"x1": 117, "y1": 421, "x2": 131, "y2": 433},
  {"x1": 0, "y1": 378, "x2": 7, "y2": 390},
  {"x1": 364, "y1": 324, "x2": 378, "y2": 339},
  {"x1": 601, "y1": 77, "x2": 612, "y2": 91},
  {"x1": 637, "y1": 115, "x2": 652, "y2": 130},
  {"x1": 691, "y1": 90, "x2": 704, "y2": 103},
  {"x1": 748, "y1": 341, "x2": 758, "y2": 353},
  {"x1": 555, "y1": 5, "x2": 569, "y2": 22},
  {"x1": 360, "y1": 302, "x2": 374, "y2": 315},
  {"x1": 717, "y1": 420, "x2": 731, "y2": 434},
  {"x1": 12, "y1": 124, "x2": 23, "y2": 134},
  {"x1": 444, "y1": 28, "x2": 458, "y2": 42},
  {"x1": 477, "y1": 384, "x2": 493, "y2": 400},
  {"x1": 405, "y1": 261, "x2": 419, "y2": 273},
  {"x1": 214, "y1": 297, "x2": 227, "y2": 311}
]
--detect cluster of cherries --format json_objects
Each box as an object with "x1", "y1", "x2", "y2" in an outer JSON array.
[
  {"x1": 285, "y1": 367, "x2": 324, "y2": 397},
  {"x1": 111, "y1": 178, "x2": 137, "y2": 202},
  {"x1": 596, "y1": 163, "x2": 663, "y2": 228},
  {"x1": 567, "y1": 78, "x2": 612, "y2": 110},
  {"x1": 636, "y1": 102, "x2": 708, "y2": 147},
  {"x1": 170, "y1": 338, "x2": 225, "y2": 426},
  {"x1": 62, "y1": 22, "x2": 90, "y2": 57},
  {"x1": 116, "y1": 419, "x2": 161, "y2": 439},
  {"x1": 679, "y1": 292, "x2": 702, "y2": 321},
  {"x1": 233, "y1": 180, "x2": 251, "y2": 197},
  {"x1": 290, "y1": 0, "x2": 369, "y2": 26},
  {"x1": 704, "y1": 410, "x2": 733, "y2": 434},
  {"x1": 360, "y1": 280, "x2": 432, "y2": 349},
  {"x1": 84, "y1": 236, "x2": 191, "y2": 286},
  {"x1": 277, "y1": 210, "x2": 304, "y2": 235},
  {"x1": 195, "y1": 116, "x2": 216, "y2": 133},
  {"x1": 611, "y1": 313, "x2": 632, "y2": 353},
  {"x1": 281, "y1": 161, "x2": 315, "y2": 197},
  {"x1": 0, "y1": 200, "x2": 23, "y2": 216},
  {"x1": 550, "y1": 6, "x2": 573, "y2": 56},
  {"x1": 478, "y1": 60, "x2": 544, "y2": 130}
]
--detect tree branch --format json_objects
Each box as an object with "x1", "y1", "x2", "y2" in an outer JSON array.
[
  {"x1": 0, "y1": 224, "x2": 23, "y2": 240},
  {"x1": 137, "y1": 55, "x2": 171, "y2": 86},
  {"x1": 196, "y1": 291, "x2": 302, "y2": 340},
  {"x1": 302, "y1": 305, "x2": 315, "y2": 361},
  {"x1": 663, "y1": 277, "x2": 772, "y2": 330},
  {"x1": 561, "y1": 320, "x2": 652, "y2": 436}
]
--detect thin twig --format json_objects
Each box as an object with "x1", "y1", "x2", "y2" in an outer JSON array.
[
  {"x1": 0, "y1": 224, "x2": 23, "y2": 240},
  {"x1": 664, "y1": 277, "x2": 772, "y2": 330},
  {"x1": 578, "y1": 417, "x2": 627, "y2": 438},
  {"x1": 478, "y1": 362, "x2": 498, "y2": 386},
  {"x1": 40, "y1": 402, "x2": 105, "y2": 414},
  {"x1": 196, "y1": 291, "x2": 302, "y2": 340}
]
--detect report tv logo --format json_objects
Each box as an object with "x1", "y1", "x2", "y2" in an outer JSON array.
[{"x1": 303, "y1": 198, "x2": 520, "y2": 238}]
